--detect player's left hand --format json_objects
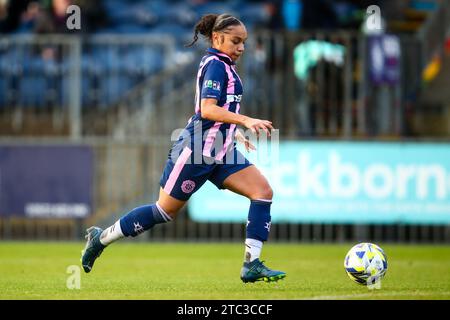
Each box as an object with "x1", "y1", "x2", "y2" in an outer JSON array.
[
  {"x1": 235, "y1": 130, "x2": 256, "y2": 152},
  {"x1": 242, "y1": 137, "x2": 256, "y2": 152}
]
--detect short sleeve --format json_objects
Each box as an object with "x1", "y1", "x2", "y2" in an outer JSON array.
[{"x1": 201, "y1": 60, "x2": 226, "y2": 100}]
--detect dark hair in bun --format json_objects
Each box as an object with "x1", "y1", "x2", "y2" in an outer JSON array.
[{"x1": 186, "y1": 14, "x2": 243, "y2": 47}]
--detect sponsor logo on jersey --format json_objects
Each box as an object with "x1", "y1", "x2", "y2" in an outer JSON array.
[
  {"x1": 204, "y1": 80, "x2": 221, "y2": 91},
  {"x1": 226, "y1": 94, "x2": 242, "y2": 103}
]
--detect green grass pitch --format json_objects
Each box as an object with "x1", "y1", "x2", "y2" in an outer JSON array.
[{"x1": 0, "y1": 242, "x2": 449, "y2": 300}]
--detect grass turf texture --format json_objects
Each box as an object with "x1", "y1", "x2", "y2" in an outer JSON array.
[{"x1": 0, "y1": 242, "x2": 449, "y2": 300}]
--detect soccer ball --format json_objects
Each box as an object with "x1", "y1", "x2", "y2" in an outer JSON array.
[{"x1": 344, "y1": 242, "x2": 388, "y2": 286}]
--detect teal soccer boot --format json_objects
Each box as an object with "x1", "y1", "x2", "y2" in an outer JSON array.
[
  {"x1": 240, "y1": 259, "x2": 286, "y2": 283},
  {"x1": 81, "y1": 226, "x2": 106, "y2": 273}
]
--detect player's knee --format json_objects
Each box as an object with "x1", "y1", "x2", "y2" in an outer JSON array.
[
  {"x1": 262, "y1": 185, "x2": 274, "y2": 200},
  {"x1": 250, "y1": 184, "x2": 273, "y2": 201},
  {"x1": 156, "y1": 202, "x2": 181, "y2": 220},
  {"x1": 162, "y1": 207, "x2": 179, "y2": 220},
  {"x1": 166, "y1": 211, "x2": 178, "y2": 220}
]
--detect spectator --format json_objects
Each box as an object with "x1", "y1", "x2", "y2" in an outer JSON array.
[
  {"x1": 33, "y1": 0, "x2": 107, "y2": 34},
  {"x1": 16, "y1": 1, "x2": 41, "y2": 33},
  {"x1": 0, "y1": 0, "x2": 32, "y2": 33},
  {"x1": 34, "y1": 0, "x2": 73, "y2": 34},
  {"x1": 265, "y1": 0, "x2": 283, "y2": 30},
  {"x1": 0, "y1": 0, "x2": 8, "y2": 27}
]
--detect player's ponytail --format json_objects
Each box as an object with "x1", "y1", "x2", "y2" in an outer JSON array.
[{"x1": 185, "y1": 14, "x2": 243, "y2": 47}]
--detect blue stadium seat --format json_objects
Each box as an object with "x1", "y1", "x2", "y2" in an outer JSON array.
[
  {"x1": 149, "y1": 23, "x2": 192, "y2": 43},
  {"x1": 190, "y1": 2, "x2": 236, "y2": 17},
  {"x1": 19, "y1": 75, "x2": 46, "y2": 108},
  {"x1": 163, "y1": 3, "x2": 198, "y2": 27},
  {"x1": 2, "y1": 49, "x2": 24, "y2": 77},
  {"x1": 122, "y1": 47, "x2": 163, "y2": 75},
  {"x1": 102, "y1": 0, "x2": 130, "y2": 24},
  {"x1": 141, "y1": 0, "x2": 171, "y2": 21},
  {"x1": 238, "y1": 3, "x2": 271, "y2": 26},
  {"x1": 97, "y1": 74, "x2": 126, "y2": 108},
  {"x1": 12, "y1": 21, "x2": 35, "y2": 34},
  {"x1": 105, "y1": 0, "x2": 159, "y2": 28},
  {"x1": 42, "y1": 58, "x2": 60, "y2": 77},
  {"x1": 112, "y1": 23, "x2": 152, "y2": 34},
  {"x1": 2, "y1": 0, "x2": 274, "y2": 110}
]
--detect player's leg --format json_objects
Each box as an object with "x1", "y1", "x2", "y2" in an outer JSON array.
[
  {"x1": 209, "y1": 151, "x2": 286, "y2": 283},
  {"x1": 221, "y1": 165, "x2": 285, "y2": 282},
  {"x1": 221, "y1": 166, "x2": 272, "y2": 261},
  {"x1": 222, "y1": 164, "x2": 273, "y2": 200},
  {"x1": 81, "y1": 146, "x2": 211, "y2": 273},
  {"x1": 100, "y1": 188, "x2": 186, "y2": 244},
  {"x1": 81, "y1": 188, "x2": 186, "y2": 273}
]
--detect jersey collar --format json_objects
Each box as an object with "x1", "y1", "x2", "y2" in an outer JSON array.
[{"x1": 207, "y1": 48, "x2": 235, "y2": 65}]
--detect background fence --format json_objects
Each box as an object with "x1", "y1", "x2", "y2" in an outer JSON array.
[
  {"x1": 1, "y1": 138, "x2": 449, "y2": 243},
  {"x1": 0, "y1": 1, "x2": 449, "y2": 243},
  {"x1": 0, "y1": 30, "x2": 444, "y2": 140}
]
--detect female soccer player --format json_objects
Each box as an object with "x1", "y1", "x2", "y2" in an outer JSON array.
[{"x1": 81, "y1": 14, "x2": 286, "y2": 283}]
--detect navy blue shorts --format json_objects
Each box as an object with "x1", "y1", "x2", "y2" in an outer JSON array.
[{"x1": 159, "y1": 146, "x2": 252, "y2": 201}]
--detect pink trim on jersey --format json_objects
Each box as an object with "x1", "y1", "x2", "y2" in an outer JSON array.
[
  {"x1": 214, "y1": 102, "x2": 241, "y2": 159},
  {"x1": 231, "y1": 65, "x2": 242, "y2": 85},
  {"x1": 163, "y1": 146, "x2": 192, "y2": 195},
  {"x1": 202, "y1": 61, "x2": 236, "y2": 158},
  {"x1": 213, "y1": 63, "x2": 239, "y2": 160},
  {"x1": 222, "y1": 63, "x2": 235, "y2": 91},
  {"x1": 215, "y1": 123, "x2": 236, "y2": 160},
  {"x1": 236, "y1": 102, "x2": 241, "y2": 113},
  {"x1": 202, "y1": 106, "x2": 228, "y2": 157},
  {"x1": 215, "y1": 52, "x2": 241, "y2": 84},
  {"x1": 195, "y1": 56, "x2": 220, "y2": 114},
  {"x1": 215, "y1": 52, "x2": 233, "y2": 60}
]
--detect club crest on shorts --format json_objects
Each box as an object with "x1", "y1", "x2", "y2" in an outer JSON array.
[{"x1": 181, "y1": 180, "x2": 196, "y2": 193}]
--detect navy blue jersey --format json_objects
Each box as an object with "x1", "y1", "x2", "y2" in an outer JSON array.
[
  {"x1": 161, "y1": 48, "x2": 251, "y2": 200},
  {"x1": 178, "y1": 48, "x2": 243, "y2": 161}
]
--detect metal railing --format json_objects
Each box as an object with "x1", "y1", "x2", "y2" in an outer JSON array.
[
  {"x1": 0, "y1": 34, "x2": 176, "y2": 138},
  {"x1": 242, "y1": 26, "x2": 447, "y2": 139},
  {"x1": 240, "y1": 31, "x2": 359, "y2": 138},
  {"x1": 107, "y1": 49, "x2": 197, "y2": 139},
  {"x1": 1, "y1": 25, "x2": 447, "y2": 140},
  {"x1": 107, "y1": 30, "x2": 424, "y2": 140}
]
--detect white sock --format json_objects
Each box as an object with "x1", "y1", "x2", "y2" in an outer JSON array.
[
  {"x1": 99, "y1": 220, "x2": 124, "y2": 246},
  {"x1": 244, "y1": 238, "x2": 263, "y2": 263}
]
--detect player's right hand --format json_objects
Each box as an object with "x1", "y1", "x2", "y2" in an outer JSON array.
[{"x1": 243, "y1": 117, "x2": 274, "y2": 137}]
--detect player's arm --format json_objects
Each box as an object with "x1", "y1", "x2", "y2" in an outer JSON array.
[{"x1": 201, "y1": 98, "x2": 273, "y2": 136}]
